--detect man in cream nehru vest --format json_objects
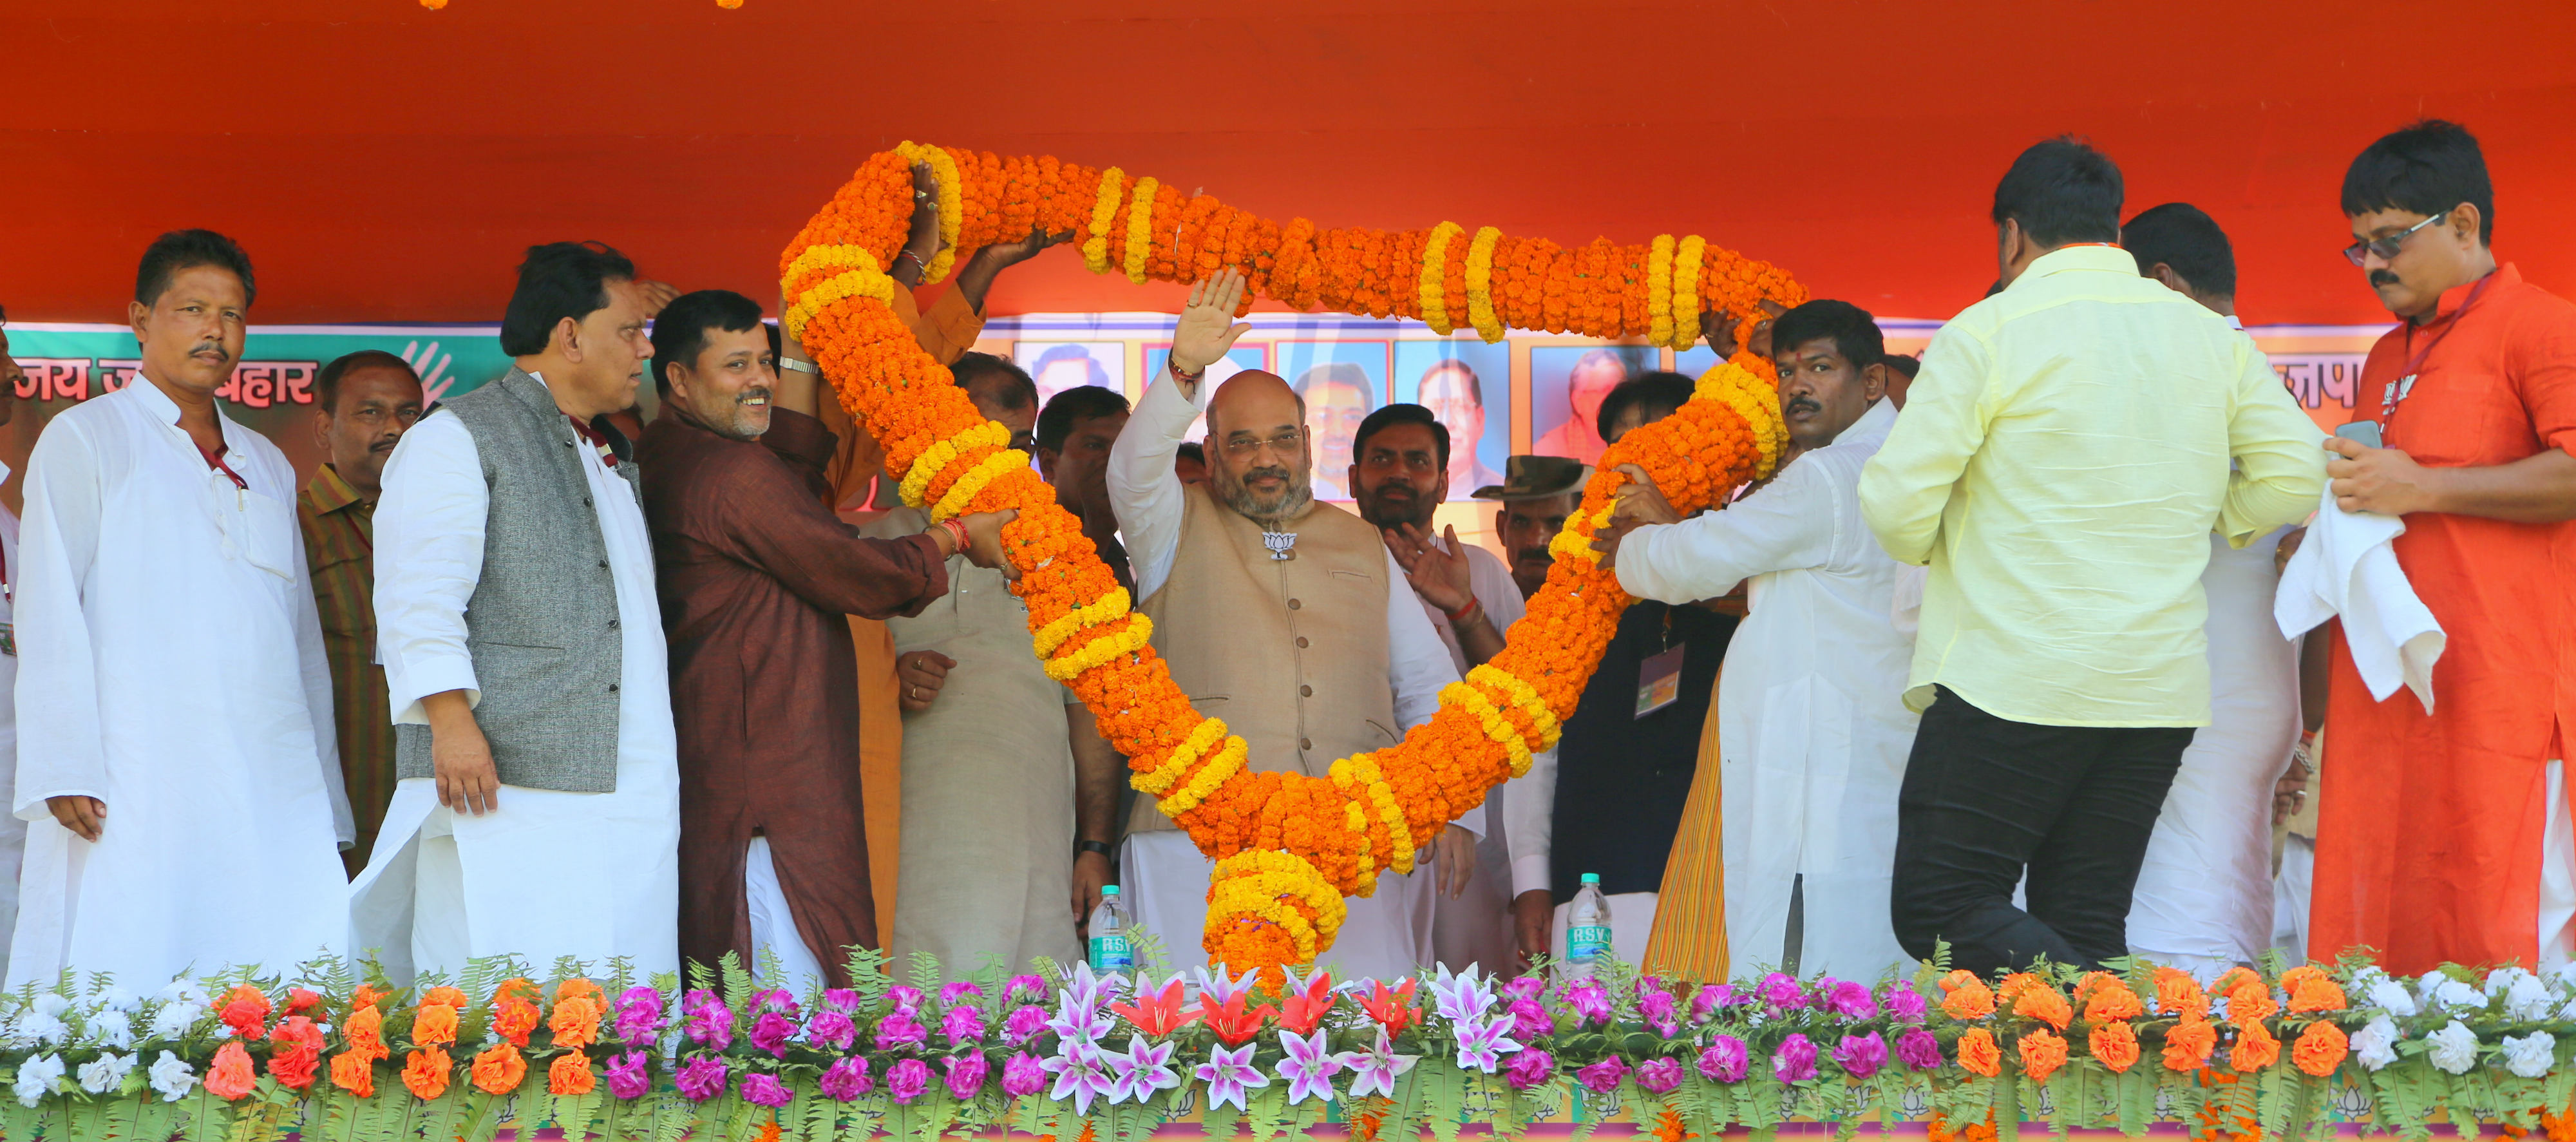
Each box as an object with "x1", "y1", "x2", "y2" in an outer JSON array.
[{"x1": 1108, "y1": 269, "x2": 1475, "y2": 977}]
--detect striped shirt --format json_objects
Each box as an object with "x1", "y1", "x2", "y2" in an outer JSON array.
[{"x1": 298, "y1": 463, "x2": 393, "y2": 875}]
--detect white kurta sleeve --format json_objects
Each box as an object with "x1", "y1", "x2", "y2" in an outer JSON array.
[
  {"x1": 1506, "y1": 747, "x2": 1556, "y2": 897},
  {"x1": 374, "y1": 412, "x2": 490, "y2": 724},
  {"x1": 1385, "y1": 547, "x2": 1480, "y2": 837},
  {"x1": 1108, "y1": 369, "x2": 1208, "y2": 600},
  {"x1": 282, "y1": 463, "x2": 357, "y2": 846},
  {"x1": 1615, "y1": 456, "x2": 1842, "y2": 604},
  {"x1": 12, "y1": 418, "x2": 107, "y2": 820}
]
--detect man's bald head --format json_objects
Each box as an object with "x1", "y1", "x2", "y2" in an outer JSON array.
[{"x1": 1202, "y1": 369, "x2": 1312, "y2": 524}]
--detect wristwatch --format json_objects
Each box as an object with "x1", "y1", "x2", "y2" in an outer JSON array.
[
  {"x1": 779, "y1": 357, "x2": 820, "y2": 376},
  {"x1": 1075, "y1": 839, "x2": 1115, "y2": 859}
]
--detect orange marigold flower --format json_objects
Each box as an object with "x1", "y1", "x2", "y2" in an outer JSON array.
[
  {"x1": 2291, "y1": 1022, "x2": 2349, "y2": 1077},
  {"x1": 549, "y1": 1049, "x2": 596, "y2": 1097},
  {"x1": 2277, "y1": 966, "x2": 2326, "y2": 994},
  {"x1": 471, "y1": 1042, "x2": 527, "y2": 1095},
  {"x1": 554, "y1": 978, "x2": 603, "y2": 1005},
  {"x1": 269, "y1": 1046, "x2": 321, "y2": 1090},
  {"x1": 329, "y1": 1050, "x2": 376, "y2": 1098},
  {"x1": 413, "y1": 1002, "x2": 460, "y2": 1046},
  {"x1": 2079, "y1": 975, "x2": 2145, "y2": 1022},
  {"x1": 205, "y1": 1042, "x2": 258, "y2": 1101},
  {"x1": 422, "y1": 986, "x2": 468, "y2": 1009},
  {"x1": 2163, "y1": 1016, "x2": 2217, "y2": 1072},
  {"x1": 219, "y1": 985, "x2": 272, "y2": 1040},
  {"x1": 1942, "y1": 977, "x2": 1998, "y2": 1021},
  {"x1": 550, "y1": 994, "x2": 601, "y2": 1049},
  {"x1": 491, "y1": 995, "x2": 542, "y2": 1047},
  {"x1": 2225, "y1": 979, "x2": 2278, "y2": 1025},
  {"x1": 2089, "y1": 1020, "x2": 2141, "y2": 1073},
  {"x1": 2211, "y1": 967, "x2": 2260, "y2": 996},
  {"x1": 402, "y1": 1048, "x2": 451, "y2": 1101},
  {"x1": 2230, "y1": 1020, "x2": 2281, "y2": 1072},
  {"x1": 1957, "y1": 1028, "x2": 2003, "y2": 1078},
  {"x1": 2019, "y1": 1029, "x2": 2070, "y2": 1083},
  {"x1": 2154, "y1": 968, "x2": 2209, "y2": 1020},
  {"x1": 352, "y1": 985, "x2": 386, "y2": 1013},
  {"x1": 344, "y1": 1005, "x2": 390, "y2": 1061},
  {"x1": 2014, "y1": 985, "x2": 2073, "y2": 1031},
  {"x1": 2288, "y1": 976, "x2": 2348, "y2": 1014}
]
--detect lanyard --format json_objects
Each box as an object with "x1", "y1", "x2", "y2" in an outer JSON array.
[{"x1": 2379, "y1": 274, "x2": 2496, "y2": 428}]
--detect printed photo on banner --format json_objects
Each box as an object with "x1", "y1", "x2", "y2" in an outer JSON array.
[
  {"x1": 1529, "y1": 344, "x2": 1654, "y2": 466},
  {"x1": 1012, "y1": 341, "x2": 1125, "y2": 408},
  {"x1": 1276, "y1": 339, "x2": 1390, "y2": 500},
  {"x1": 1393, "y1": 340, "x2": 1510, "y2": 500}
]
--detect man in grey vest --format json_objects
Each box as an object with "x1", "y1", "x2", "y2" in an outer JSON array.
[{"x1": 354, "y1": 241, "x2": 681, "y2": 982}]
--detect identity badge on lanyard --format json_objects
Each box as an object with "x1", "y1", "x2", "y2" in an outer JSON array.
[
  {"x1": 1634, "y1": 609, "x2": 1683, "y2": 719},
  {"x1": 2378, "y1": 274, "x2": 2494, "y2": 428}
]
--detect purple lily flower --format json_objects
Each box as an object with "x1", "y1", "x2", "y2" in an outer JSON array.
[
  {"x1": 1339, "y1": 1029, "x2": 1419, "y2": 1100},
  {"x1": 1001, "y1": 1051, "x2": 1047, "y2": 1098},
  {"x1": 1056, "y1": 962, "x2": 1122, "y2": 1016},
  {"x1": 1699, "y1": 1036, "x2": 1750, "y2": 1082},
  {"x1": 1429, "y1": 966, "x2": 1499, "y2": 1023},
  {"x1": 939, "y1": 982, "x2": 986, "y2": 1006},
  {"x1": 1275, "y1": 1027, "x2": 1346, "y2": 1105},
  {"x1": 740, "y1": 1073, "x2": 792, "y2": 1108},
  {"x1": 1193, "y1": 1042, "x2": 1270, "y2": 1112},
  {"x1": 1758, "y1": 973, "x2": 1807, "y2": 1013},
  {"x1": 887, "y1": 1058, "x2": 931, "y2": 1105},
  {"x1": 1040, "y1": 1040, "x2": 1117, "y2": 1115},
  {"x1": 1826, "y1": 980, "x2": 1879, "y2": 1020},
  {"x1": 605, "y1": 1051, "x2": 652, "y2": 1099},
  {"x1": 1887, "y1": 985, "x2": 1929, "y2": 1023},
  {"x1": 1003, "y1": 1004, "x2": 1049, "y2": 1046},
  {"x1": 1503, "y1": 1047, "x2": 1555, "y2": 1090},
  {"x1": 1508, "y1": 997, "x2": 1554, "y2": 1041},
  {"x1": 945, "y1": 1052, "x2": 989, "y2": 1099},
  {"x1": 1895, "y1": 1029, "x2": 1944, "y2": 1071},
  {"x1": 1834, "y1": 1031, "x2": 1888, "y2": 1080},
  {"x1": 1772, "y1": 1033, "x2": 1819, "y2": 1083},
  {"x1": 1004, "y1": 975, "x2": 1048, "y2": 1005},
  {"x1": 807, "y1": 1009, "x2": 858, "y2": 1051},
  {"x1": 614, "y1": 987, "x2": 666, "y2": 1045},
  {"x1": 1564, "y1": 979, "x2": 1612, "y2": 1025},
  {"x1": 1575, "y1": 1056, "x2": 1629, "y2": 1094},
  {"x1": 1190, "y1": 966, "x2": 1260, "y2": 1007},
  {"x1": 820, "y1": 1057, "x2": 873, "y2": 1101},
  {"x1": 1635, "y1": 1056, "x2": 1684, "y2": 1094},
  {"x1": 1106, "y1": 1036, "x2": 1182, "y2": 1105},
  {"x1": 1454, "y1": 1014, "x2": 1522, "y2": 1074},
  {"x1": 1046, "y1": 996, "x2": 1112, "y2": 1047},
  {"x1": 674, "y1": 1056, "x2": 730, "y2": 1102},
  {"x1": 748, "y1": 1011, "x2": 797, "y2": 1057},
  {"x1": 943, "y1": 1004, "x2": 987, "y2": 1047}
]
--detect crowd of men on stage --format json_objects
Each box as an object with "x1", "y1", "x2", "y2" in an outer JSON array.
[{"x1": 0, "y1": 116, "x2": 2567, "y2": 993}]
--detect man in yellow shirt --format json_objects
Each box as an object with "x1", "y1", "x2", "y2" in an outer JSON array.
[{"x1": 1858, "y1": 138, "x2": 2324, "y2": 976}]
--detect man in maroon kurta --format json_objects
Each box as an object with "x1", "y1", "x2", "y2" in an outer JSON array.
[{"x1": 639, "y1": 289, "x2": 1017, "y2": 983}]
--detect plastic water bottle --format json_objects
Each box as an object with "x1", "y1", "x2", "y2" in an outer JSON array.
[
  {"x1": 1564, "y1": 873, "x2": 1611, "y2": 980},
  {"x1": 1088, "y1": 885, "x2": 1135, "y2": 974}
]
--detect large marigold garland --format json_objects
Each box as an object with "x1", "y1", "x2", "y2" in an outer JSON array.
[{"x1": 782, "y1": 144, "x2": 1801, "y2": 975}]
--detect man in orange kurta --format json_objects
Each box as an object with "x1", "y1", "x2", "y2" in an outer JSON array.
[{"x1": 2310, "y1": 120, "x2": 2576, "y2": 973}]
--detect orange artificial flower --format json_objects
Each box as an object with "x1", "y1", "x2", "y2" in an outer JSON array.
[
  {"x1": 2079, "y1": 975, "x2": 2145, "y2": 1022},
  {"x1": 269, "y1": 1046, "x2": 321, "y2": 1090},
  {"x1": 2163, "y1": 1015, "x2": 2217, "y2": 1072},
  {"x1": 2291, "y1": 1022, "x2": 2349, "y2": 1077},
  {"x1": 2089, "y1": 1020, "x2": 2141, "y2": 1074},
  {"x1": 2018, "y1": 1029, "x2": 2069, "y2": 1083},
  {"x1": 550, "y1": 994, "x2": 601, "y2": 1049},
  {"x1": 330, "y1": 1050, "x2": 377, "y2": 1098},
  {"x1": 219, "y1": 985, "x2": 272, "y2": 1040},
  {"x1": 205, "y1": 1042, "x2": 258, "y2": 1101},
  {"x1": 471, "y1": 1042, "x2": 527, "y2": 1095},
  {"x1": 402, "y1": 1048, "x2": 451, "y2": 1100},
  {"x1": 554, "y1": 978, "x2": 603, "y2": 1005},
  {"x1": 1942, "y1": 975, "x2": 1998, "y2": 1021},
  {"x1": 2154, "y1": 968, "x2": 2210, "y2": 1020},
  {"x1": 2224, "y1": 979, "x2": 2278, "y2": 1025},
  {"x1": 491, "y1": 995, "x2": 542, "y2": 1047},
  {"x1": 2014, "y1": 984, "x2": 2073, "y2": 1031},
  {"x1": 2288, "y1": 976, "x2": 2349, "y2": 1014},
  {"x1": 549, "y1": 1049, "x2": 596, "y2": 1097},
  {"x1": 413, "y1": 1002, "x2": 460, "y2": 1046},
  {"x1": 2277, "y1": 966, "x2": 2326, "y2": 994},
  {"x1": 2230, "y1": 1020, "x2": 2280, "y2": 1072},
  {"x1": 421, "y1": 986, "x2": 468, "y2": 1009},
  {"x1": 2210, "y1": 967, "x2": 2260, "y2": 996},
  {"x1": 1957, "y1": 1028, "x2": 2003, "y2": 1078},
  {"x1": 344, "y1": 1004, "x2": 390, "y2": 1061}
]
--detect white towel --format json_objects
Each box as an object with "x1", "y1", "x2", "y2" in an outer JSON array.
[{"x1": 2273, "y1": 486, "x2": 2445, "y2": 710}]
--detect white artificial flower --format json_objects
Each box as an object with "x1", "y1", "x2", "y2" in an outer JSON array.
[
  {"x1": 151, "y1": 982, "x2": 208, "y2": 1007},
  {"x1": 2502, "y1": 1032, "x2": 2557, "y2": 1079},
  {"x1": 75, "y1": 1053, "x2": 132, "y2": 1095},
  {"x1": 17, "y1": 1013, "x2": 69, "y2": 1047},
  {"x1": 2429, "y1": 978, "x2": 2485, "y2": 1013},
  {"x1": 30, "y1": 995, "x2": 69, "y2": 1019},
  {"x1": 2485, "y1": 967, "x2": 2533, "y2": 996},
  {"x1": 2550, "y1": 962, "x2": 2576, "y2": 993},
  {"x1": 13, "y1": 1054, "x2": 63, "y2": 1108},
  {"x1": 2426, "y1": 1019, "x2": 2482, "y2": 1075},
  {"x1": 146, "y1": 1052, "x2": 196, "y2": 1103},
  {"x1": 91, "y1": 987, "x2": 140, "y2": 1015},
  {"x1": 2353, "y1": 1014, "x2": 2401, "y2": 1071},
  {"x1": 2503, "y1": 974, "x2": 2555, "y2": 1021},
  {"x1": 2365, "y1": 976, "x2": 2420, "y2": 1016},
  {"x1": 90, "y1": 1013, "x2": 135, "y2": 1051},
  {"x1": 146, "y1": 1002, "x2": 205, "y2": 1042}
]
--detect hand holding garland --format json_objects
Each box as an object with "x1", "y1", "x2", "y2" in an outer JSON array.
[{"x1": 891, "y1": 161, "x2": 944, "y2": 288}]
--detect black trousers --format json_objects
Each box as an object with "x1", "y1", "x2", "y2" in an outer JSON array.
[{"x1": 1889, "y1": 686, "x2": 2193, "y2": 976}]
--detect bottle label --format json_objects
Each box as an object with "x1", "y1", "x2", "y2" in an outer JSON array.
[
  {"x1": 1567, "y1": 924, "x2": 1611, "y2": 962},
  {"x1": 1089, "y1": 933, "x2": 1133, "y2": 972}
]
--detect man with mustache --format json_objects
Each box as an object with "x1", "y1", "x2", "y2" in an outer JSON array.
[
  {"x1": 355, "y1": 241, "x2": 681, "y2": 981},
  {"x1": 1473, "y1": 456, "x2": 1586, "y2": 601},
  {"x1": 2304, "y1": 120, "x2": 2576, "y2": 973},
  {"x1": 1349, "y1": 401, "x2": 1528, "y2": 970},
  {"x1": 12, "y1": 231, "x2": 353, "y2": 987},
  {"x1": 639, "y1": 289, "x2": 1014, "y2": 986},
  {"x1": 1109, "y1": 268, "x2": 1470, "y2": 977},
  {"x1": 298, "y1": 350, "x2": 426, "y2": 876},
  {"x1": 1595, "y1": 302, "x2": 1919, "y2": 982}
]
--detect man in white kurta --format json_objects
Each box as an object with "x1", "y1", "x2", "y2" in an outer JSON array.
[
  {"x1": 1599, "y1": 302, "x2": 1919, "y2": 980},
  {"x1": 0, "y1": 330, "x2": 29, "y2": 981},
  {"x1": 352, "y1": 250, "x2": 677, "y2": 982},
  {"x1": 12, "y1": 244, "x2": 352, "y2": 986},
  {"x1": 1109, "y1": 271, "x2": 1473, "y2": 978}
]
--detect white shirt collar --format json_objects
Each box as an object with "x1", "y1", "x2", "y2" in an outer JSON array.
[
  {"x1": 123, "y1": 370, "x2": 241, "y2": 453},
  {"x1": 1834, "y1": 394, "x2": 1900, "y2": 446}
]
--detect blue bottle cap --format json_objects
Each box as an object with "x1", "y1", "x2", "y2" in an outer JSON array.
[{"x1": 1580, "y1": 873, "x2": 1600, "y2": 884}]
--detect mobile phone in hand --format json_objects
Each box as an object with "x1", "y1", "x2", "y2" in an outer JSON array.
[{"x1": 2334, "y1": 421, "x2": 2383, "y2": 450}]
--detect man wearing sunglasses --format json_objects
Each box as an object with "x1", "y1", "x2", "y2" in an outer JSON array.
[{"x1": 2308, "y1": 120, "x2": 2576, "y2": 975}]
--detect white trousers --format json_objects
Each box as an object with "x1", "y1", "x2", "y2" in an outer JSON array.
[
  {"x1": 1549, "y1": 891, "x2": 1658, "y2": 971},
  {"x1": 1121, "y1": 832, "x2": 1435, "y2": 978},
  {"x1": 2542, "y1": 761, "x2": 2572, "y2": 972},
  {"x1": 746, "y1": 835, "x2": 829, "y2": 988}
]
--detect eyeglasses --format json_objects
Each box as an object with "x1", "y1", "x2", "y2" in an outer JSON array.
[
  {"x1": 2344, "y1": 207, "x2": 2455, "y2": 267},
  {"x1": 1221, "y1": 430, "x2": 1304, "y2": 458}
]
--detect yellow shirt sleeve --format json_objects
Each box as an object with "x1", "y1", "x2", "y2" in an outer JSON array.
[
  {"x1": 1860, "y1": 319, "x2": 1993, "y2": 567},
  {"x1": 2217, "y1": 338, "x2": 2329, "y2": 547}
]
